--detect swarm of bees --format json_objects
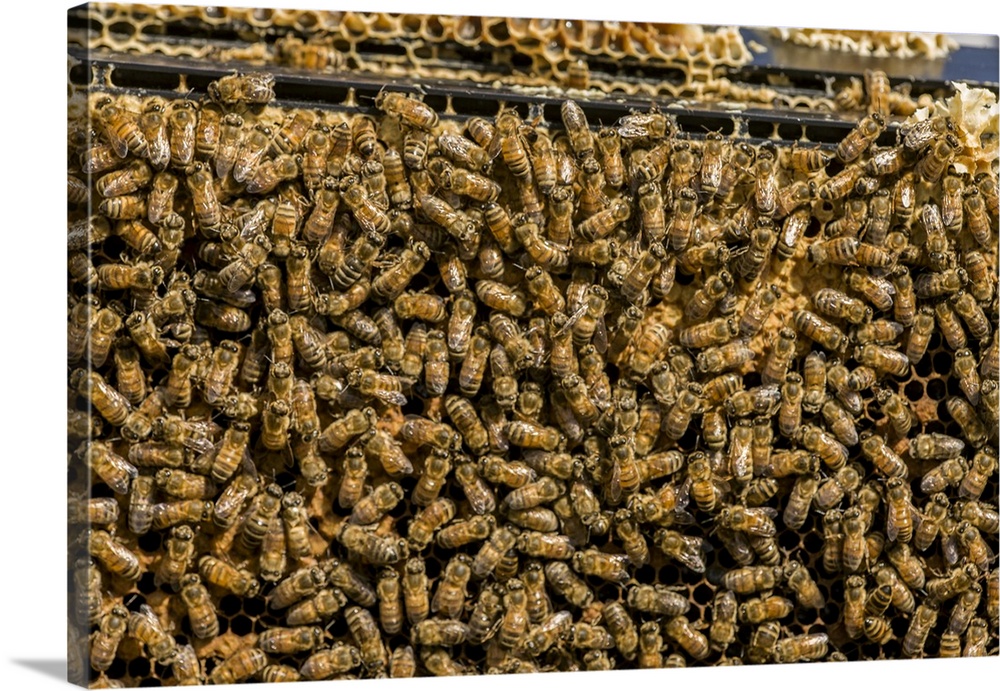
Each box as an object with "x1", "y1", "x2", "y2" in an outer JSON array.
[{"x1": 69, "y1": 57, "x2": 998, "y2": 687}]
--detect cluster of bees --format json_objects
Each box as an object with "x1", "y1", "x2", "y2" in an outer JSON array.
[{"x1": 68, "y1": 65, "x2": 999, "y2": 687}]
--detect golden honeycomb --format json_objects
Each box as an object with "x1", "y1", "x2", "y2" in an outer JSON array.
[{"x1": 68, "y1": 5, "x2": 999, "y2": 687}]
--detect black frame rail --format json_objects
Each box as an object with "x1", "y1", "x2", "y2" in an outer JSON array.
[{"x1": 70, "y1": 46, "x2": 937, "y2": 151}]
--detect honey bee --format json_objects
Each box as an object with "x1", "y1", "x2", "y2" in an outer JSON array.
[
  {"x1": 129, "y1": 604, "x2": 178, "y2": 665},
  {"x1": 715, "y1": 563, "x2": 775, "y2": 595},
  {"x1": 837, "y1": 112, "x2": 885, "y2": 162},
  {"x1": 350, "y1": 482, "x2": 405, "y2": 526},
  {"x1": 632, "y1": 621, "x2": 665, "y2": 669},
  {"x1": 746, "y1": 620, "x2": 781, "y2": 664},
  {"x1": 651, "y1": 528, "x2": 705, "y2": 573},
  {"x1": 665, "y1": 187, "x2": 699, "y2": 251},
  {"x1": 568, "y1": 620, "x2": 616, "y2": 652},
  {"x1": 411, "y1": 617, "x2": 472, "y2": 650},
  {"x1": 946, "y1": 396, "x2": 988, "y2": 449},
  {"x1": 82, "y1": 440, "x2": 139, "y2": 494},
  {"x1": 773, "y1": 467, "x2": 818, "y2": 529},
  {"x1": 491, "y1": 109, "x2": 529, "y2": 179},
  {"x1": 300, "y1": 644, "x2": 363, "y2": 681},
  {"x1": 337, "y1": 521, "x2": 409, "y2": 566},
  {"x1": 913, "y1": 268, "x2": 968, "y2": 299},
  {"x1": 372, "y1": 90, "x2": 438, "y2": 131},
  {"x1": 838, "y1": 574, "x2": 867, "y2": 639},
  {"x1": 774, "y1": 633, "x2": 830, "y2": 664},
  {"x1": 543, "y1": 560, "x2": 594, "y2": 608},
  {"x1": 515, "y1": 608, "x2": 570, "y2": 658},
  {"x1": 555, "y1": 100, "x2": 594, "y2": 160},
  {"x1": 886, "y1": 543, "x2": 926, "y2": 591},
  {"x1": 208, "y1": 70, "x2": 275, "y2": 106},
  {"x1": 175, "y1": 573, "x2": 218, "y2": 640},
  {"x1": 901, "y1": 602, "x2": 938, "y2": 658},
  {"x1": 739, "y1": 595, "x2": 794, "y2": 624},
  {"x1": 347, "y1": 604, "x2": 389, "y2": 672},
  {"x1": 421, "y1": 648, "x2": 467, "y2": 677},
  {"x1": 960, "y1": 188, "x2": 991, "y2": 252},
  {"x1": 954, "y1": 500, "x2": 999, "y2": 536},
  {"x1": 962, "y1": 618, "x2": 990, "y2": 656},
  {"x1": 90, "y1": 603, "x2": 129, "y2": 672},
  {"x1": 198, "y1": 555, "x2": 260, "y2": 597},
  {"x1": 208, "y1": 646, "x2": 269, "y2": 685},
  {"x1": 97, "y1": 99, "x2": 148, "y2": 158},
  {"x1": 267, "y1": 565, "x2": 328, "y2": 613},
  {"x1": 567, "y1": 548, "x2": 628, "y2": 584},
  {"x1": 959, "y1": 449, "x2": 997, "y2": 501},
  {"x1": 663, "y1": 615, "x2": 710, "y2": 661},
  {"x1": 882, "y1": 476, "x2": 916, "y2": 544}
]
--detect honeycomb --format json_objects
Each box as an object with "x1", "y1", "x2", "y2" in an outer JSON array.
[
  {"x1": 771, "y1": 28, "x2": 959, "y2": 60},
  {"x1": 68, "y1": 5, "x2": 999, "y2": 688}
]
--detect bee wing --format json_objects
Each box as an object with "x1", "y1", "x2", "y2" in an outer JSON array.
[
  {"x1": 593, "y1": 317, "x2": 609, "y2": 355},
  {"x1": 107, "y1": 453, "x2": 140, "y2": 493},
  {"x1": 106, "y1": 132, "x2": 130, "y2": 159},
  {"x1": 375, "y1": 389, "x2": 409, "y2": 406},
  {"x1": 240, "y1": 452, "x2": 259, "y2": 479},
  {"x1": 919, "y1": 471, "x2": 940, "y2": 495},
  {"x1": 675, "y1": 478, "x2": 692, "y2": 511},
  {"x1": 605, "y1": 460, "x2": 623, "y2": 505},
  {"x1": 885, "y1": 507, "x2": 900, "y2": 544},
  {"x1": 187, "y1": 442, "x2": 220, "y2": 476},
  {"x1": 182, "y1": 435, "x2": 217, "y2": 456},
  {"x1": 675, "y1": 546, "x2": 706, "y2": 574},
  {"x1": 941, "y1": 532, "x2": 961, "y2": 566},
  {"x1": 670, "y1": 509, "x2": 696, "y2": 526},
  {"x1": 557, "y1": 305, "x2": 588, "y2": 337}
]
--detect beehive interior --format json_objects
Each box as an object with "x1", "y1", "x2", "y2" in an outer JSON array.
[{"x1": 67, "y1": 5, "x2": 999, "y2": 687}]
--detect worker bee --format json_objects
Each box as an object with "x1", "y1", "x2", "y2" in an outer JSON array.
[
  {"x1": 902, "y1": 602, "x2": 938, "y2": 658},
  {"x1": 883, "y1": 476, "x2": 916, "y2": 543},
  {"x1": 855, "y1": 431, "x2": 906, "y2": 479},
  {"x1": 345, "y1": 604, "x2": 389, "y2": 672},
  {"x1": 349, "y1": 482, "x2": 405, "y2": 526},
  {"x1": 775, "y1": 469, "x2": 819, "y2": 529},
  {"x1": 960, "y1": 618, "x2": 990, "y2": 656},
  {"x1": 208, "y1": 646, "x2": 269, "y2": 685},
  {"x1": 269, "y1": 566, "x2": 328, "y2": 612},
  {"x1": 129, "y1": 604, "x2": 178, "y2": 665},
  {"x1": 946, "y1": 396, "x2": 988, "y2": 449},
  {"x1": 167, "y1": 101, "x2": 197, "y2": 168},
  {"x1": 198, "y1": 555, "x2": 260, "y2": 597},
  {"x1": 720, "y1": 565, "x2": 781, "y2": 595},
  {"x1": 568, "y1": 548, "x2": 629, "y2": 584},
  {"x1": 208, "y1": 70, "x2": 274, "y2": 105},
  {"x1": 90, "y1": 603, "x2": 129, "y2": 672},
  {"x1": 837, "y1": 112, "x2": 885, "y2": 162},
  {"x1": 696, "y1": 338, "x2": 755, "y2": 375},
  {"x1": 744, "y1": 620, "x2": 781, "y2": 664},
  {"x1": 950, "y1": 291, "x2": 990, "y2": 344},
  {"x1": 739, "y1": 595, "x2": 794, "y2": 624},
  {"x1": 915, "y1": 267, "x2": 967, "y2": 299},
  {"x1": 544, "y1": 560, "x2": 594, "y2": 608},
  {"x1": 913, "y1": 493, "x2": 951, "y2": 552},
  {"x1": 176, "y1": 573, "x2": 219, "y2": 640},
  {"x1": 300, "y1": 644, "x2": 362, "y2": 681},
  {"x1": 840, "y1": 574, "x2": 867, "y2": 639},
  {"x1": 635, "y1": 621, "x2": 666, "y2": 669},
  {"x1": 662, "y1": 615, "x2": 710, "y2": 661},
  {"x1": 908, "y1": 432, "x2": 967, "y2": 464},
  {"x1": 655, "y1": 529, "x2": 707, "y2": 573},
  {"x1": 97, "y1": 99, "x2": 148, "y2": 158},
  {"x1": 150, "y1": 497, "x2": 213, "y2": 530},
  {"x1": 958, "y1": 449, "x2": 997, "y2": 501}
]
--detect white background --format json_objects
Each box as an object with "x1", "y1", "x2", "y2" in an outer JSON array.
[{"x1": 0, "y1": 0, "x2": 997, "y2": 687}]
